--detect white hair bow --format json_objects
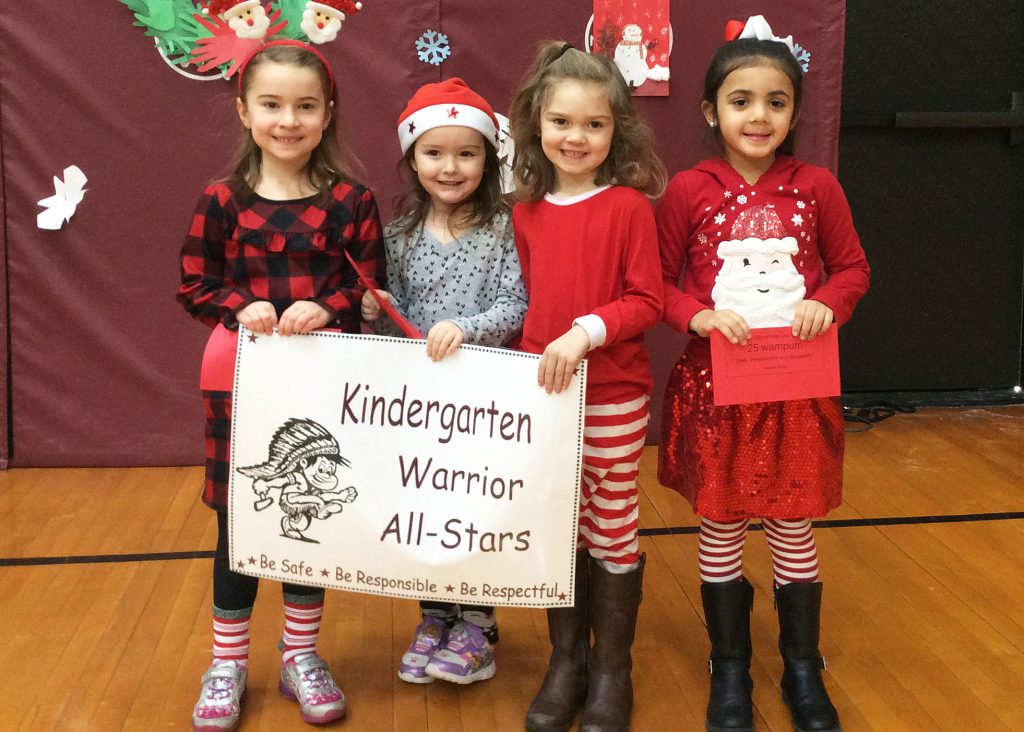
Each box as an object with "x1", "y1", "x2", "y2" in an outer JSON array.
[
  {"x1": 724, "y1": 14, "x2": 794, "y2": 54},
  {"x1": 733, "y1": 15, "x2": 795, "y2": 53}
]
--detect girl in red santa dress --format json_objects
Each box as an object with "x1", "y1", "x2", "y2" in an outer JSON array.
[
  {"x1": 178, "y1": 40, "x2": 382, "y2": 731},
  {"x1": 508, "y1": 41, "x2": 666, "y2": 732},
  {"x1": 656, "y1": 16, "x2": 870, "y2": 732}
]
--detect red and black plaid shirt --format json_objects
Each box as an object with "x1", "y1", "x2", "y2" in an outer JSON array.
[{"x1": 178, "y1": 180, "x2": 383, "y2": 332}]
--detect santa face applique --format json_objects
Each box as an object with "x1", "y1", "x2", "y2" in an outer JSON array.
[
  {"x1": 711, "y1": 204, "x2": 806, "y2": 327},
  {"x1": 300, "y1": 0, "x2": 362, "y2": 44},
  {"x1": 223, "y1": 0, "x2": 271, "y2": 39},
  {"x1": 301, "y1": 10, "x2": 340, "y2": 43}
]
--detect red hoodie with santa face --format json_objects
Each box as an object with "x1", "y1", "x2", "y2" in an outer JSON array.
[{"x1": 657, "y1": 154, "x2": 870, "y2": 359}]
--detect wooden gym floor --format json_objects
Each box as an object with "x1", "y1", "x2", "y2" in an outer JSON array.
[{"x1": 1, "y1": 406, "x2": 1022, "y2": 731}]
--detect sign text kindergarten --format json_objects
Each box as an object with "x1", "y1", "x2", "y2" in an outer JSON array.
[{"x1": 228, "y1": 328, "x2": 586, "y2": 608}]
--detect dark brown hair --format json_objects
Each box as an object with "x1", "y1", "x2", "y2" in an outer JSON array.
[
  {"x1": 508, "y1": 41, "x2": 666, "y2": 202},
  {"x1": 391, "y1": 133, "x2": 510, "y2": 239},
  {"x1": 228, "y1": 44, "x2": 360, "y2": 197},
  {"x1": 703, "y1": 38, "x2": 804, "y2": 155}
]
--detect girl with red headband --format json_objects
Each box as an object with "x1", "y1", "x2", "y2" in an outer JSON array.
[
  {"x1": 656, "y1": 16, "x2": 869, "y2": 732},
  {"x1": 178, "y1": 40, "x2": 383, "y2": 731}
]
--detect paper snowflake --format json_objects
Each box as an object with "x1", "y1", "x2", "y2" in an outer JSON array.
[
  {"x1": 416, "y1": 29, "x2": 451, "y2": 65},
  {"x1": 737, "y1": 194, "x2": 748, "y2": 205},
  {"x1": 714, "y1": 213, "x2": 726, "y2": 225},
  {"x1": 793, "y1": 44, "x2": 811, "y2": 73},
  {"x1": 791, "y1": 213, "x2": 804, "y2": 227}
]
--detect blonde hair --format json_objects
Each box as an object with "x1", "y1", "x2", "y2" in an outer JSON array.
[
  {"x1": 228, "y1": 44, "x2": 360, "y2": 198},
  {"x1": 509, "y1": 41, "x2": 666, "y2": 202}
]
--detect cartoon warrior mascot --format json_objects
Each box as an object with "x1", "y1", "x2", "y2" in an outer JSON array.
[{"x1": 237, "y1": 418, "x2": 357, "y2": 542}]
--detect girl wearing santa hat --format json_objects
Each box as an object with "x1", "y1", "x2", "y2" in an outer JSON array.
[
  {"x1": 508, "y1": 41, "x2": 666, "y2": 732},
  {"x1": 178, "y1": 40, "x2": 383, "y2": 731},
  {"x1": 360, "y1": 78, "x2": 528, "y2": 685},
  {"x1": 656, "y1": 17, "x2": 870, "y2": 732}
]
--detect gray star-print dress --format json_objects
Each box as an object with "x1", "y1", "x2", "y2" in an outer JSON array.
[{"x1": 374, "y1": 211, "x2": 527, "y2": 346}]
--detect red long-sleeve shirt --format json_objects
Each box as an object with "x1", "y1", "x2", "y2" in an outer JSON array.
[{"x1": 513, "y1": 186, "x2": 664, "y2": 403}]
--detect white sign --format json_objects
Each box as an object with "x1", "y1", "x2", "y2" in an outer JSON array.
[{"x1": 228, "y1": 328, "x2": 586, "y2": 608}]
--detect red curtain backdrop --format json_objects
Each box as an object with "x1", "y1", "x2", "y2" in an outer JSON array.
[{"x1": 0, "y1": 1, "x2": 844, "y2": 467}]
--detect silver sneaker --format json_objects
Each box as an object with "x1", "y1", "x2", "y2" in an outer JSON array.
[
  {"x1": 279, "y1": 654, "x2": 346, "y2": 724},
  {"x1": 192, "y1": 661, "x2": 246, "y2": 732}
]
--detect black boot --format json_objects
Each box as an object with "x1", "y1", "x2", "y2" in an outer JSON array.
[
  {"x1": 578, "y1": 555, "x2": 644, "y2": 732},
  {"x1": 776, "y1": 582, "x2": 841, "y2": 732},
  {"x1": 525, "y1": 551, "x2": 590, "y2": 732},
  {"x1": 701, "y1": 579, "x2": 754, "y2": 732}
]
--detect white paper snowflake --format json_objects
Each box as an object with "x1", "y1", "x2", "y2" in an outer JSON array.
[
  {"x1": 793, "y1": 44, "x2": 811, "y2": 73},
  {"x1": 796, "y1": 200, "x2": 806, "y2": 209},
  {"x1": 737, "y1": 194, "x2": 748, "y2": 205},
  {"x1": 714, "y1": 213, "x2": 726, "y2": 225},
  {"x1": 791, "y1": 213, "x2": 804, "y2": 227},
  {"x1": 416, "y1": 29, "x2": 451, "y2": 66}
]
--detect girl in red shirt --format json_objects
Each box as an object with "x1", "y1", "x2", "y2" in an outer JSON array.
[
  {"x1": 509, "y1": 41, "x2": 666, "y2": 732},
  {"x1": 657, "y1": 17, "x2": 869, "y2": 732}
]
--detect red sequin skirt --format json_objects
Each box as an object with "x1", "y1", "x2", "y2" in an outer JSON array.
[{"x1": 658, "y1": 349, "x2": 844, "y2": 521}]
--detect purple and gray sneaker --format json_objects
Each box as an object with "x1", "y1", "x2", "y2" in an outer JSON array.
[
  {"x1": 425, "y1": 620, "x2": 496, "y2": 684},
  {"x1": 398, "y1": 616, "x2": 448, "y2": 684}
]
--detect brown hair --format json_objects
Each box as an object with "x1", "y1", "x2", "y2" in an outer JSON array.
[
  {"x1": 390, "y1": 135, "x2": 511, "y2": 287},
  {"x1": 703, "y1": 38, "x2": 804, "y2": 156},
  {"x1": 227, "y1": 44, "x2": 360, "y2": 198},
  {"x1": 508, "y1": 41, "x2": 666, "y2": 202},
  {"x1": 391, "y1": 133, "x2": 510, "y2": 239}
]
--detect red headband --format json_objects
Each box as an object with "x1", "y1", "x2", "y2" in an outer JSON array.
[{"x1": 235, "y1": 39, "x2": 335, "y2": 98}]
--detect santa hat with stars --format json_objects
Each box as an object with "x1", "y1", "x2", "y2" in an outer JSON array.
[
  {"x1": 305, "y1": 0, "x2": 363, "y2": 21},
  {"x1": 204, "y1": 0, "x2": 261, "y2": 18},
  {"x1": 397, "y1": 78, "x2": 500, "y2": 154},
  {"x1": 717, "y1": 204, "x2": 798, "y2": 258}
]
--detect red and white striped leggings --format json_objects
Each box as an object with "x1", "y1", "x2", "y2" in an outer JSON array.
[
  {"x1": 577, "y1": 395, "x2": 650, "y2": 567},
  {"x1": 698, "y1": 516, "x2": 820, "y2": 586}
]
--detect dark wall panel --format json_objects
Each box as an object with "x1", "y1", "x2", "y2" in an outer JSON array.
[{"x1": 0, "y1": 1, "x2": 846, "y2": 466}]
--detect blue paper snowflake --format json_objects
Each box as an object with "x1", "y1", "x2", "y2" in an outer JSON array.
[
  {"x1": 793, "y1": 44, "x2": 811, "y2": 73},
  {"x1": 416, "y1": 29, "x2": 451, "y2": 66}
]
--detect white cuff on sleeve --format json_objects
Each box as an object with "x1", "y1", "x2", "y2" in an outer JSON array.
[{"x1": 573, "y1": 314, "x2": 606, "y2": 351}]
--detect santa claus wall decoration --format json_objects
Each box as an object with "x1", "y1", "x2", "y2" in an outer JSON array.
[{"x1": 119, "y1": 0, "x2": 365, "y2": 80}]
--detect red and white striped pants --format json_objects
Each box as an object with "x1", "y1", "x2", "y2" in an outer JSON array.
[{"x1": 577, "y1": 395, "x2": 650, "y2": 566}]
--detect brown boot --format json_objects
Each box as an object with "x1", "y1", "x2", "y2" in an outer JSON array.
[
  {"x1": 579, "y1": 555, "x2": 644, "y2": 732},
  {"x1": 525, "y1": 551, "x2": 590, "y2": 732}
]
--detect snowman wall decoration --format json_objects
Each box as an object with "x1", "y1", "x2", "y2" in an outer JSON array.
[
  {"x1": 613, "y1": 24, "x2": 670, "y2": 90},
  {"x1": 711, "y1": 205, "x2": 806, "y2": 327}
]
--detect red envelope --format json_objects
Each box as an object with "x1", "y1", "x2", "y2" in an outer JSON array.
[
  {"x1": 710, "y1": 326, "x2": 841, "y2": 406},
  {"x1": 343, "y1": 250, "x2": 424, "y2": 339}
]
